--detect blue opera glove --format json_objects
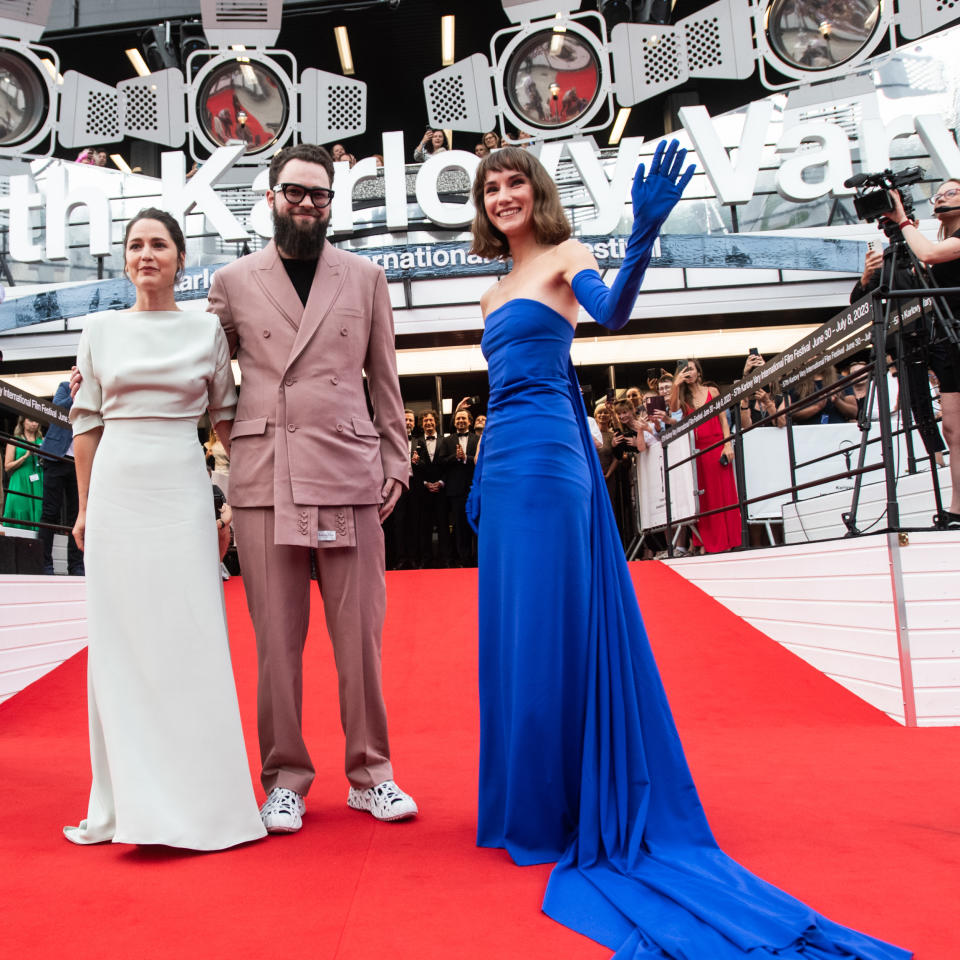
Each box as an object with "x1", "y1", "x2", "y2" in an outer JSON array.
[{"x1": 571, "y1": 138, "x2": 695, "y2": 330}]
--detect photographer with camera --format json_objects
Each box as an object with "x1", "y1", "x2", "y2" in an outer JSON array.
[{"x1": 859, "y1": 178, "x2": 960, "y2": 526}]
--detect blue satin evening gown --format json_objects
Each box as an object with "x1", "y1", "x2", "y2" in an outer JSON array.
[{"x1": 469, "y1": 298, "x2": 910, "y2": 960}]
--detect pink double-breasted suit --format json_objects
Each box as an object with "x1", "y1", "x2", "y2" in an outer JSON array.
[{"x1": 207, "y1": 239, "x2": 408, "y2": 795}]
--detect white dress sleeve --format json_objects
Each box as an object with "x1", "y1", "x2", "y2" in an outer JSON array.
[
  {"x1": 70, "y1": 325, "x2": 104, "y2": 436},
  {"x1": 207, "y1": 319, "x2": 237, "y2": 426}
]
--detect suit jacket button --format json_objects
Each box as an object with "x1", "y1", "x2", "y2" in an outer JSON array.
[
  {"x1": 336, "y1": 423, "x2": 344, "y2": 432},
  {"x1": 330, "y1": 375, "x2": 339, "y2": 385},
  {"x1": 287, "y1": 423, "x2": 297, "y2": 432},
  {"x1": 262, "y1": 329, "x2": 271, "y2": 338},
  {"x1": 340, "y1": 326, "x2": 348, "y2": 336},
  {"x1": 285, "y1": 377, "x2": 296, "y2": 386}
]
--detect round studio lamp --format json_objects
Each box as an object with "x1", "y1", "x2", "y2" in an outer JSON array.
[
  {"x1": 193, "y1": 54, "x2": 291, "y2": 156},
  {"x1": 0, "y1": 44, "x2": 52, "y2": 150},
  {"x1": 502, "y1": 27, "x2": 603, "y2": 132},
  {"x1": 764, "y1": 0, "x2": 883, "y2": 73}
]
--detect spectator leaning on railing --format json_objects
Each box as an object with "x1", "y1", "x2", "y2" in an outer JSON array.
[
  {"x1": 775, "y1": 367, "x2": 855, "y2": 426},
  {"x1": 3, "y1": 416, "x2": 43, "y2": 531}
]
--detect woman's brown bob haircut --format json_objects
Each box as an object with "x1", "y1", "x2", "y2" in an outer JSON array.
[{"x1": 470, "y1": 147, "x2": 571, "y2": 260}]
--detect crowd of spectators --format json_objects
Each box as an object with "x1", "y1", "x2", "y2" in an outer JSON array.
[
  {"x1": 318, "y1": 127, "x2": 532, "y2": 172},
  {"x1": 75, "y1": 147, "x2": 107, "y2": 166},
  {"x1": 384, "y1": 398, "x2": 483, "y2": 569}
]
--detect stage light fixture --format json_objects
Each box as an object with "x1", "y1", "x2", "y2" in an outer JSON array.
[
  {"x1": 0, "y1": 43, "x2": 53, "y2": 149},
  {"x1": 762, "y1": 0, "x2": 883, "y2": 76},
  {"x1": 442, "y1": 15, "x2": 456, "y2": 66},
  {"x1": 424, "y1": 0, "x2": 754, "y2": 143},
  {"x1": 634, "y1": 0, "x2": 671, "y2": 26},
  {"x1": 0, "y1": 4, "x2": 131, "y2": 158},
  {"x1": 599, "y1": 0, "x2": 633, "y2": 30},
  {"x1": 502, "y1": 23, "x2": 605, "y2": 133},
  {"x1": 40, "y1": 58, "x2": 62, "y2": 85},
  {"x1": 140, "y1": 25, "x2": 179, "y2": 72},
  {"x1": 111, "y1": 1, "x2": 366, "y2": 164},
  {"x1": 126, "y1": 49, "x2": 151, "y2": 77},
  {"x1": 753, "y1": 0, "x2": 892, "y2": 86},
  {"x1": 898, "y1": 0, "x2": 960, "y2": 39},
  {"x1": 179, "y1": 22, "x2": 209, "y2": 65},
  {"x1": 609, "y1": 105, "x2": 631, "y2": 145},
  {"x1": 191, "y1": 52, "x2": 292, "y2": 156},
  {"x1": 0, "y1": 0, "x2": 367, "y2": 162},
  {"x1": 334, "y1": 26, "x2": 354, "y2": 76},
  {"x1": 424, "y1": 0, "x2": 959, "y2": 143}
]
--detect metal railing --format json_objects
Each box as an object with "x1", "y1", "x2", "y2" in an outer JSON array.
[{"x1": 648, "y1": 288, "x2": 956, "y2": 555}]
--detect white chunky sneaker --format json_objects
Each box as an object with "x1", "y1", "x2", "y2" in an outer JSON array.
[
  {"x1": 347, "y1": 779, "x2": 418, "y2": 822},
  {"x1": 259, "y1": 787, "x2": 305, "y2": 833}
]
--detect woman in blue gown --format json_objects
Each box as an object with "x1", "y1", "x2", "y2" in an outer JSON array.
[{"x1": 466, "y1": 142, "x2": 910, "y2": 960}]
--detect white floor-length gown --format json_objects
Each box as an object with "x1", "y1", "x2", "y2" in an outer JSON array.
[{"x1": 65, "y1": 309, "x2": 266, "y2": 850}]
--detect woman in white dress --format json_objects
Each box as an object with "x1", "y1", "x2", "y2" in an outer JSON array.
[{"x1": 65, "y1": 208, "x2": 266, "y2": 850}]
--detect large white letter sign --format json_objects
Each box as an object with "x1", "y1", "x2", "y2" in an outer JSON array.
[
  {"x1": 568, "y1": 137, "x2": 646, "y2": 235},
  {"x1": 2, "y1": 176, "x2": 45, "y2": 262},
  {"x1": 776, "y1": 122, "x2": 854, "y2": 202},
  {"x1": 43, "y1": 165, "x2": 112, "y2": 260},
  {"x1": 161, "y1": 144, "x2": 249, "y2": 242},
  {"x1": 915, "y1": 114, "x2": 960, "y2": 179},
  {"x1": 679, "y1": 101, "x2": 773, "y2": 205},
  {"x1": 330, "y1": 156, "x2": 381, "y2": 235},
  {"x1": 415, "y1": 150, "x2": 481, "y2": 228},
  {"x1": 382, "y1": 131, "x2": 409, "y2": 231}
]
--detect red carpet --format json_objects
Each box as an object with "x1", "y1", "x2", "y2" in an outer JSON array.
[{"x1": 1, "y1": 562, "x2": 958, "y2": 959}]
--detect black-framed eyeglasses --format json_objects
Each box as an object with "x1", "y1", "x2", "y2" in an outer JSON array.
[{"x1": 274, "y1": 182, "x2": 335, "y2": 208}]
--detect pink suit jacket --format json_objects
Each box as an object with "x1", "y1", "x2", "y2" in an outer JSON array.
[{"x1": 207, "y1": 240, "x2": 408, "y2": 509}]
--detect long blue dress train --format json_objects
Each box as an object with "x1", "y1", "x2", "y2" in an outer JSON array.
[{"x1": 470, "y1": 299, "x2": 910, "y2": 960}]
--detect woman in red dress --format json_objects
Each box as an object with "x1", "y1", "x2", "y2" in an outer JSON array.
[{"x1": 670, "y1": 359, "x2": 741, "y2": 552}]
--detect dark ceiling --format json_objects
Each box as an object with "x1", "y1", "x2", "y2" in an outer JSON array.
[{"x1": 40, "y1": 0, "x2": 773, "y2": 165}]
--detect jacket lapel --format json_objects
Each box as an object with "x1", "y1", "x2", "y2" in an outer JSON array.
[
  {"x1": 253, "y1": 241, "x2": 304, "y2": 334},
  {"x1": 285, "y1": 243, "x2": 347, "y2": 372}
]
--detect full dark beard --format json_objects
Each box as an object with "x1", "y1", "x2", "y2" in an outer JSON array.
[{"x1": 272, "y1": 207, "x2": 329, "y2": 259}]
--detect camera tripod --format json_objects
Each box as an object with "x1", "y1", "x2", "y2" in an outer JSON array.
[{"x1": 842, "y1": 224, "x2": 960, "y2": 535}]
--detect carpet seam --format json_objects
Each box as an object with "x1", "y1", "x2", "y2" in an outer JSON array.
[{"x1": 331, "y1": 821, "x2": 378, "y2": 960}]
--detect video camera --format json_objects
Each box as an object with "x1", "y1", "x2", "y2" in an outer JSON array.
[{"x1": 845, "y1": 166, "x2": 925, "y2": 228}]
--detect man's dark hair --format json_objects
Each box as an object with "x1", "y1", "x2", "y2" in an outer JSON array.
[{"x1": 268, "y1": 144, "x2": 335, "y2": 189}]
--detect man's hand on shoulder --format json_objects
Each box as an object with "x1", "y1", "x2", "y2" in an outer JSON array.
[{"x1": 69, "y1": 365, "x2": 82, "y2": 399}]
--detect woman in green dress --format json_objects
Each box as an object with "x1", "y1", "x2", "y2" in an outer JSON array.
[{"x1": 3, "y1": 416, "x2": 43, "y2": 529}]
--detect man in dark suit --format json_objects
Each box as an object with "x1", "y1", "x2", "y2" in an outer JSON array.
[
  {"x1": 413, "y1": 409, "x2": 449, "y2": 567},
  {"x1": 385, "y1": 409, "x2": 419, "y2": 569},
  {"x1": 439, "y1": 408, "x2": 479, "y2": 567},
  {"x1": 39, "y1": 381, "x2": 84, "y2": 575}
]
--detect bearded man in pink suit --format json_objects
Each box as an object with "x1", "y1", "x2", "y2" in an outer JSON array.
[{"x1": 206, "y1": 143, "x2": 417, "y2": 833}]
